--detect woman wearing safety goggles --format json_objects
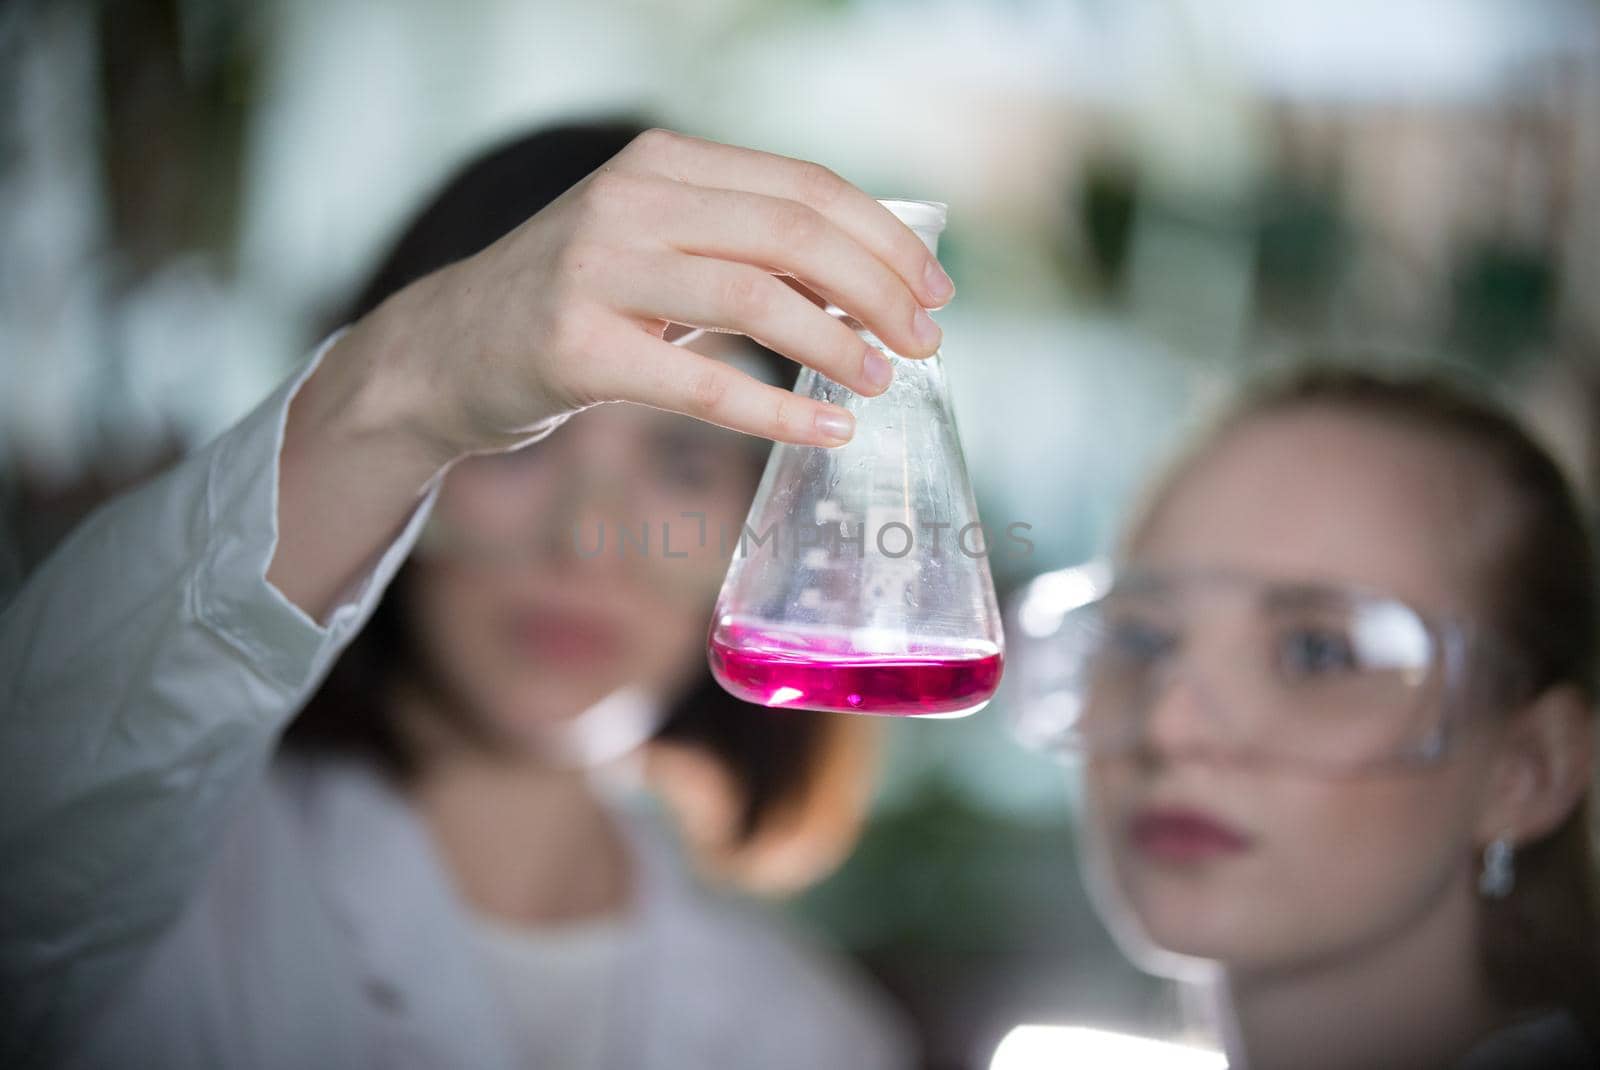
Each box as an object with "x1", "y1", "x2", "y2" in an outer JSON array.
[{"x1": 1014, "y1": 368, "x2": 1599, "y2": 1069}]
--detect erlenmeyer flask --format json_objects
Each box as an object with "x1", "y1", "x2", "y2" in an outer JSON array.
[{"x1": 708, "y1": 199, "x2": 1003, "y2": 718}]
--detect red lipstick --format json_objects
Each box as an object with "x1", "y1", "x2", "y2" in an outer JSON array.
[{"x1": 1130, "y1": 807, "x2": 1252, "y2": 862}]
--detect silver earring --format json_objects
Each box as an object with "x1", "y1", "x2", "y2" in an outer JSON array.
[{"x1": 1479, "y1": 837, "x2": 1515, "y2": 899}]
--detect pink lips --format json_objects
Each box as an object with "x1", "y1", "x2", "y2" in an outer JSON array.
[
  {"x1": 505, "y1": 607, "x2": 624, "y2": 663},
  {"x1": 1130, "y1": 807, "x2": 1253, "y2": 862}
]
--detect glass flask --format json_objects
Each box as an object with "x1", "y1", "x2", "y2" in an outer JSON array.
[{"x1": 707, "y1": 199, "x2": 1004, "y2": 718}]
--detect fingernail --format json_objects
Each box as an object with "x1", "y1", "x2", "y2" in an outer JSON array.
[
  {"x1": 861, "y1": 348, "x2": 893, "y2": 393},
  {"x1": 923, "y1": 259, "x2": 955, "y2": 305},
  {"x1": 912, "y1": 308, "x2": 942, "y2": 350},
  {"x1": 814, "y1": 408, "x2": 854, "y2": 444}
]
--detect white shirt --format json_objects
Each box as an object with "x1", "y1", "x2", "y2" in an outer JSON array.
[
  {"x1": 469, "y1": 911, "x2": 627, "y2": 1070},
  {"x1": 0, "y1": 337, "x2": 914, "y2": 1069}
]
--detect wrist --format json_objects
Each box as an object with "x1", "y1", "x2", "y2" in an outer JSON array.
[
  {"x1": 338, "y1": 278, "x2": 479, "y2": 470},
  {"x1": 340, "y1": 266, "x2": 572, "y2": 463},
  {"x1": 301, "y1": 303, "x2": 461, "y2": 483}
]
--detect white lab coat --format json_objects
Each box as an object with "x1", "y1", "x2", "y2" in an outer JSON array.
[{"x1": 0, "y1": 339, "x2": 913, "y2": 1069}]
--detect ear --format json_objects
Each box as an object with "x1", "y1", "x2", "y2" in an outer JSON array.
[{"x1": 1476, "y1": 683, "x2": 1595, "y2": 846}]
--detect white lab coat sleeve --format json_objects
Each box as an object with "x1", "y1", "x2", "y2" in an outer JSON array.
[{"x1": 0, "y1": 332, "x2": 441, "y2": 1063}]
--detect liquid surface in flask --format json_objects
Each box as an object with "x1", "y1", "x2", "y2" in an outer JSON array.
[
  {"x1": 709, "y1": 620, "x2": 1003, "y2": 717},
  {"x1": 707, "y1": 198, "x2": 1004, "y2": 718}
]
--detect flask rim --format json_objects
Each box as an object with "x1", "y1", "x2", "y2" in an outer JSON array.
[{"x1": 878, "y1": 198, "x2": 948, "y2": 235}]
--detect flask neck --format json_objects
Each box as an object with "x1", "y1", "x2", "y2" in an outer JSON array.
[
  {"x1": 825, "y1": 198, "x2": 946, "y2": 342},
  {"x1": 828, "y1": 312, "x2": 940, "y2": 365},
  {"x1": 878, "y1": 198, "x2": 946, "y2": 256}
]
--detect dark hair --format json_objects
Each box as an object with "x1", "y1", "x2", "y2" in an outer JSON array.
[
  {"x1": 285, "y1": 119, "x2": 824, "y2": 846},
  {"x1": 1144, "y1": 363, "x2": 1600, "y2": 1035}
]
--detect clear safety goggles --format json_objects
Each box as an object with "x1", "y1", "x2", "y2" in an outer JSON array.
[{"x1": 1008, "y1": 565, "x2": 1515, "y2": 774}]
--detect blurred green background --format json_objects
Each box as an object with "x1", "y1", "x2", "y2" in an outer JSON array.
[{"x1": 4, "y1": 1, "x2": 1599, "y2": 1065}]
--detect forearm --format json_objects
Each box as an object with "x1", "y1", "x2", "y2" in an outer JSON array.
[
  {"x1": 267, "y1": 290, "x2": 460, "y2": 622},
  {"x1": 0, "y1": 327, "x2": 440, "y2": 1058}
]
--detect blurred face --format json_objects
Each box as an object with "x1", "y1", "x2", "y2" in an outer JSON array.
[
  {"x1": 1081, "y1": 407, "x2": 1509, "y2": 978},
  {"x1": 403, "y1": 338, "x2": 770, "y2": 752}
]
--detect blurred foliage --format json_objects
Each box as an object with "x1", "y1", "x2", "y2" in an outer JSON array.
[
  {"x1": 1078, "y1": 160, "x2": 1139, "y2": 298},
  {"x1": 97, "y1": 0, "x2": 261, "y2": 272},
  {"x1": 800, "y1": 776, "x2": 1085, "y2": 952},
  {"x1": 1253, "y1": 179, "x2": 1348, "y2": 328},
  {"x1": 1449, "y1": 240, "x2": 1556, "y2": 376}
]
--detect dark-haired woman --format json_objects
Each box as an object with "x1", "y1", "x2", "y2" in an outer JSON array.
[
  {"x1": 1053, "y1": 368, "x2": 1600, "y2": 1068},
  {"x1": 0, "y1": 124, "x2": 951, "y2": 1067}
]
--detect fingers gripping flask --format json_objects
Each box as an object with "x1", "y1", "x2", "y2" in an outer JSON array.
[{"x1": 708, "y1": 200, "x2": 1004, "y2": 717}]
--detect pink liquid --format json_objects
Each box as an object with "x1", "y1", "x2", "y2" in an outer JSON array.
[{"x1": 708, "y1": 624, "x2": 1003, "y2": 717}]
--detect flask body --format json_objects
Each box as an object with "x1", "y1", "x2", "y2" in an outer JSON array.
[{"x1": 707, "y1": 201, "x2": 1003, "y2": 718}]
